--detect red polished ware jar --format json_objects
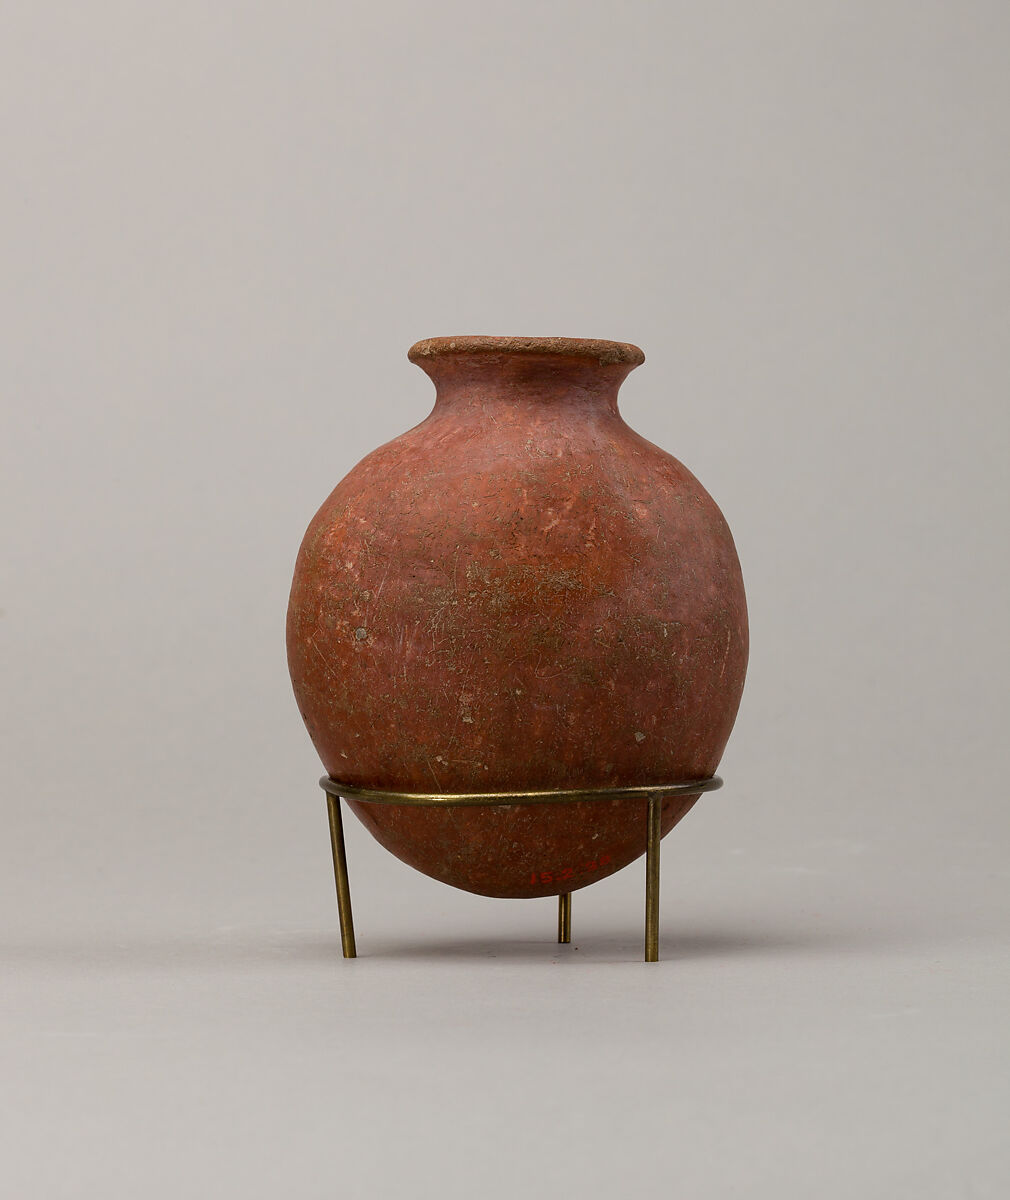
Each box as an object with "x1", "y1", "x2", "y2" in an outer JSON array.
[{"x1": 287, "y1": 336, "x2": 747, "y2": 897}]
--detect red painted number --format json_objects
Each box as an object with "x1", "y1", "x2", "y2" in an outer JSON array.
[{"x1": 530, "y1": 853, "x2": 612, "y2": 887}]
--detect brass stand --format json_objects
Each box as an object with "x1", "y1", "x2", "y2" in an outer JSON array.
[{"x1": 319, "y1": 775, "x2": 723, "y2": 963}]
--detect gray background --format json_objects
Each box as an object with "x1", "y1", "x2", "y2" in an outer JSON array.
[{"x1": 2, "y1": 2, "x2": 1008, "y2": 1196}]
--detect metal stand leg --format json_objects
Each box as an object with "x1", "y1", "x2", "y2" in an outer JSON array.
[
  {"x1": 645, "y1": 794, "x2": 661, "y2": 962},
  {"x1": 326, "y1": 793, "x2": 356, "y2": 959},
  {"x1": 558, "y1": 892, "x2": 572, "y2": 944}
]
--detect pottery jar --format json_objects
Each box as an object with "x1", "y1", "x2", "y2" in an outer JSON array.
[{"x1": 287, "y1": 336, "x2": 747, "y2": 898}]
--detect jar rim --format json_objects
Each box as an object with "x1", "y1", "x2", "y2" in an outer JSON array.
[{"x1": 408, "y1": 336, "x2": 645, "y2": 367}]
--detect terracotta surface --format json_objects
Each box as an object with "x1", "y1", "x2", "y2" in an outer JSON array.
[{"x1": 287, "y1": 336, "x2": 748, "y2": 898}]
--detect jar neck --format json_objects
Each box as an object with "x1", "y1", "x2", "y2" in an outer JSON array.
[{"x1": 408, "y1": 338, "x2": 644, "y2": 416}]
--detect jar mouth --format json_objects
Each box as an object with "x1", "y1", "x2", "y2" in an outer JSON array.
[{"x1": 408, "y1": 335, "x2": 645, "y2": 367}]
